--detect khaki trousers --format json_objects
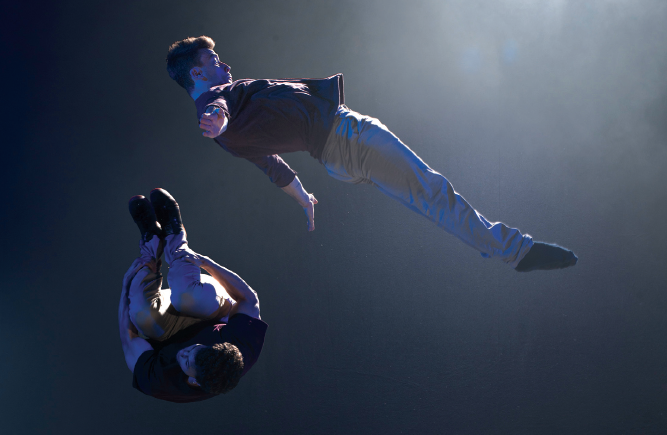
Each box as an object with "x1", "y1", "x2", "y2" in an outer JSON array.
[{"x1": 321, "y1": 105, "x2": 533, "y2": 268}]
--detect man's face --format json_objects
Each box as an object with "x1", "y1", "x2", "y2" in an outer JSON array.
[
  {"x1": 198, "y1": 49, "x2": 232, "y2": 86},
  {"x1": 177, "y1": 343, "x2": 205, "y2": 378}
]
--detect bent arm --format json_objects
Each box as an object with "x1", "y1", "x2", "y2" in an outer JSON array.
[
  {"x1": 205, "y1": 106, "x2": 229, "y2": 133},
  {"x1": 200, "y1": 106, "x2": 228, "y2": 138},
  {"x1": 199, "y1": 259, "x2": 261, "y2": 320},
  {"x1": 119, "y1": 260, "x2": 154, "y2": 373},
  {"x1": 119, "y1": 319, "x2": 153, "y2": 373}
]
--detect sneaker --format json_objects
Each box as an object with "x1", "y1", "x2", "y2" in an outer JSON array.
[
  {"x1": 128, "y1": 195, "x2": 163, "y2": 243},
  {"x1": 150, "y1": 188, "x2": 184, "y2": 237},
  {"x1": 515, "y1": 242, "x2": 578, "y2": 272}
]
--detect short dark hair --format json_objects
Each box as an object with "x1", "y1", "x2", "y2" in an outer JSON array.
[
  {"x1": 194, "y1": 342, "x2": 244, "y2": 394},
  {"x1": 166, "y1": 36, "x2": 215, "y2": 93}
]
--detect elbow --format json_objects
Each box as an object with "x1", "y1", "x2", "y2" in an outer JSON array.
[
  {"x1": 245, "y1": 289, "x2": 259, "y2": 307},
  {"x1": 125, "y1": 354, "x2": 137, "y2": 374},
  {"x1": 244, "y1": 289, "x2": 260, "y2": 313}
]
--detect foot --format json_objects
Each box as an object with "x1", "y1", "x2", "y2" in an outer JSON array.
[
  {"x1": 515, "y1": 242, "x2": 578, "y2": 272},
  {"x1": 150, "y1": 188, "x2": 184, "y2": 237},
  {"x1": 128, "y1": 195, "x2": 163, "y2": 243}
]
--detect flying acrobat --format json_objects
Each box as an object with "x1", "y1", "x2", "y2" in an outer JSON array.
[{"x1": 165, "y1": 36, "x2": 577, "y2": 272}]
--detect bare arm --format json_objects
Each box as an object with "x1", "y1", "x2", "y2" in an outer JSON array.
[
  {"x1": 119, "y1": 259, "x2": 154, "y2": 373},
  {"x1": 183, "y1": 254, "x2": 261, "y2": 320},
  {"x1": 281, "y1": 175, "x2": 318, "y2": 231}
]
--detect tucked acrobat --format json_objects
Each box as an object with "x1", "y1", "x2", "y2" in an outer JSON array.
[{"x1": 118, "y1": 188, "x2": 267, "y2": 402}]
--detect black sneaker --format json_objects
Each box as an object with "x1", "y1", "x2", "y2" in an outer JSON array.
[
  {"x1": 515, "y1": 242, "x2": 578, "y2": 272},
  {"x1": 128, "y1": 195, "x2": 163, "y2": 243},
  {"x1": 150, "y1": 188, "x2": 184, "y2": 237}
]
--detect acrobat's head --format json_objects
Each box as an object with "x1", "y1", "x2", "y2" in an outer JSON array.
[
  {"x1": 176, "y1": 342, "x2": 244, "y2": 394},
  {"x1": 166, "y1": 36, "x2": 233, "y2": 96}
]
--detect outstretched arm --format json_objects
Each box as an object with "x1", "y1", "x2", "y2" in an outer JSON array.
[
  {"x1": 183, "y1": 254, "x2": 260, "y2": 320},
  {"x1": 119, "y1": 259, "x2": 153, "y2": 373},
  {"x1": 281, "y1": 175, "x2": 318, "y2": 231}
]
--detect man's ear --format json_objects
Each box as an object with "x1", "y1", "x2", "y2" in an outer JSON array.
[
  {"x1": 190, "y1": 67, "x2": 208, "y2": 82},
  {"x1": 187, "y1": 376, "x2": 200, "y2": 387}
]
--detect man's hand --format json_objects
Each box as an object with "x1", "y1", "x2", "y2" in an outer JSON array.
[
  {"x1": 302, "y1": 193, "x2": 318, "y2": 232},
  {"x1": 182, "y1": 254, "x2": 261, "y2": 319},
  {"x1": 281, "y1": 176, "x2": 318, "y2": 231},
  {"x1": 199, "y1": 107, "x2": 228, "y2": 138},
  {"x1": 182, "y1": 252, "x2": 212, "y2": 270}
]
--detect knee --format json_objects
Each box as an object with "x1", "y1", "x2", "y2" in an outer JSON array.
[
  {"x1": 171, "y1": 287, "x2": 197, "y2": 313},
  {"x1": 171, "y1": 281, "x2": 218, "y2": 317}
]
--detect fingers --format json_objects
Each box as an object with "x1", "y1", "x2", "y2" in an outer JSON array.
[
  {"x1": 199, "y1": 121, "x2": 217, "y2": 138},
  {"x1": 199, "y1": 118, "x2": 215, "y2": 136},
  {"x1": 305, "y1": 204, "x2": 315, "y2": 232},
  {"x1": 199, "y1": 114, "x2": 223, "y2": 138},
  {"x1": 302, "y1": 194, "x2": 317, "y2": 231},
  {"x1": 199, "y1": 114, "x2": 220, "y2": 128},
  {"x1": 181, "y1": 253, "x2": 203, "y2": 267}
]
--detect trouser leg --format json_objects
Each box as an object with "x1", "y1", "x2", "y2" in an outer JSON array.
[
  {"x1": 321, "y1": 106, "x2": 533, "y2": 268},
  {"x1": 128, "y1": 234, "x2": 231, "y2": 341},
  {"x1": 128, "y1": 235, "x2": 173, "y2": 340},
  {"x1": 164, "y1": 232, "x2": 233, "y2": 320}
]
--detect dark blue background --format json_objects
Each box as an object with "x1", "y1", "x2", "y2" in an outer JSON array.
[{"x1": 2, "y1": 1, "x2": 666, "y2": 433}]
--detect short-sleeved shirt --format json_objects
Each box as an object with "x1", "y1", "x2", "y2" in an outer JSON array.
[
  {"x1": 132, "y1": 313, "x2": 268, "y2": 403},
  {"x1": 194, "y1": 74, "x2": 345, "y2": 187}
]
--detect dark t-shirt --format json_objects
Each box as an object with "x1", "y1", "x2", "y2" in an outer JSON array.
[
  {"x1": 194, "y1": 74, "x2": 345, "y2": 187},
  {"x1": 132, "y1": 313, "x2": 268, "y2": 403}
]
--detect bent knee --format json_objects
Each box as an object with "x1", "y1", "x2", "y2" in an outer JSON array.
[{"x1": 171, "y1": 281, "x2": 220, "y2": 317}]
